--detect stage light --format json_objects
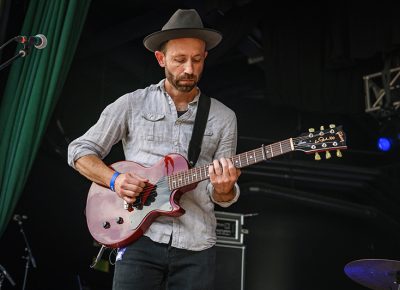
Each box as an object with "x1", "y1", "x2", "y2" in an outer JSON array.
[
  {"x1": 377, "y1": 137, "x2": 393, "y2": 152},
  {"x1": 375, "y1": 117, "x2": 400, "y2": 152}
]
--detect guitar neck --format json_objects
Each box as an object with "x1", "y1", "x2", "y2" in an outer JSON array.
[{"x1": 168, "y1": 138, "x2": 294, "y2": 190}]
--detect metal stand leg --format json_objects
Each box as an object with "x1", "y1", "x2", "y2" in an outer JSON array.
[
  {"x1": 0, "y1": 274, "x2": 4, "y2": 290},
  {"x1": 22, "y1": 254, "x2": 30, "y2": 290},
  {"x1": 14, "y1": 215, "x2": 36, "y2": 290}
]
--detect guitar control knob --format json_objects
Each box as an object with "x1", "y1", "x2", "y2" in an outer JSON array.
[
  {"x1": 116, "y1": 217, "x2": 124, "y2": 224},
  {"x1": 103, "y1": 221, "x2": 111, "y2": 229}
]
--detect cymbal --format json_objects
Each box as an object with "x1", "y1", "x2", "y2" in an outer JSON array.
[{"x1": 344, "y1": 259, "x2": 400, "y2": 290}]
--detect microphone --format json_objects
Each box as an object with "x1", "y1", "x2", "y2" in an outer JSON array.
[
  {"x1": 0, "y1": 264, "x2": 16, "y2": 287},
  {"x1": 13, "y1": 214, "x2": 28, "y2": 222},
  {"x1": 15, "y1": 34, "x2": 47, "y2": 49}
]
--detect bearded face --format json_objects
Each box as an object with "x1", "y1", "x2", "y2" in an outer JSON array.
[
  {"x1": 165, "y1": 69, "x2": 201, "y2": 92},
  {"x1": 157, "y1": 38, "x2": 207, "y2": 93}
]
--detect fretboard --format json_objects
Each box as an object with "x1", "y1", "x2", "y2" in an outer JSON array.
[{"x1": 168, "y1": 138, "x2": 294, "y2": 190}]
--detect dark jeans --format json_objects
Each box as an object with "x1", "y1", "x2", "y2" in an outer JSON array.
[{"x1": 112, "y1": 236, "x2": 216, "y2": 290}]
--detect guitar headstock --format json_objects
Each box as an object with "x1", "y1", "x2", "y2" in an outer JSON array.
[{"x1": 293, "y1": 124, "x2": 347, "y2": 160}]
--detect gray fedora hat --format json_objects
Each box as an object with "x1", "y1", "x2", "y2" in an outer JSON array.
[{"x1": 143, "y1": 9, "x2": 223, "y2": 52}]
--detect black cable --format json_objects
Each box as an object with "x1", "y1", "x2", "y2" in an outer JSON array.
[{"x1": 0, "y1": 36, "x2": 16, "y2": 51}]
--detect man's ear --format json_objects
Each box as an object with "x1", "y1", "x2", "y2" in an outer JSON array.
[{"x1": 155, "y1": 51, "x2": 165, "y2": 67}]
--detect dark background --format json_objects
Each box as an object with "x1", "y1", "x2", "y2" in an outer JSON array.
[{"x1": 1, "y1": 0, "x2": 400, "y2": 289}]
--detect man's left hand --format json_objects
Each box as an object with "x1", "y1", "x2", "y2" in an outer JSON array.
[{"x1": 209, "y1": 157, "x2": 241, "y2": 202}]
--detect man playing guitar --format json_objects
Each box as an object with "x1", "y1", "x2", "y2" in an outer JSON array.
[{"x1": 68, "y1": 8, "x2": 241, "y2": 290}]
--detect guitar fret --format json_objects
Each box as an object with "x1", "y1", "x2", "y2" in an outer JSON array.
[
  {"x1": 259, "y1": 148, "x2": 265, "y2": 160},
  {"x1": 248, "y1": 150, "x2": 254, "y2": 165},
  {"x1": 236, "y1": 156, "x2": 240, "y2": 168},
  {"x1": 185, "y1": 173, "x2": 189, "y2": 186},
  {"x1": 178, "y1": 171, "x2": 183, "y2": 186},
  {"x1": 261, "y1": 146, "x2": 266, "y2": 160},
  {"x1": 192, "y1": 169, "x2": 196, "y2": 183},
  {"x1": 202, "y1": 166, "x2": 206, "y2": 180},
  {"x1": 232, "y1": 156, "x2": 238, "y2": 168}
]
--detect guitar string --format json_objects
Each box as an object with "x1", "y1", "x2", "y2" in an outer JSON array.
[
  {"x1": 168, "y1": 136, "x2": 344, "y2": 190},
  {"x1": 166, "y1": 137, "x2": 341, "y2": 188},
  {"x1": 129, "y1": 135, "x2": 344, "y2": 205},
  {"x1": 131, "y1": 143, "x2": 290, "y2": 204}
]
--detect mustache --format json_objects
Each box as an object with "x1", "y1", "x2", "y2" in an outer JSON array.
[{"x1": 177, "y1": 74, "x2": 196, "y2": 80}]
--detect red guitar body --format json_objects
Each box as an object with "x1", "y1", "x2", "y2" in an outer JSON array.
[{"x1": 85, "y1": 154, "x2": 197, "y2": 248}]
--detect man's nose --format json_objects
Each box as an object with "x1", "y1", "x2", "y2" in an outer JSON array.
[{"x1": 183, "y1": 61, "x2": 194, "y2": 74}]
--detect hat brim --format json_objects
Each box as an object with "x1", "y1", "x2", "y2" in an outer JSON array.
[{"x1": 143, "y1": 28, "x2": 222, "y2": 52}]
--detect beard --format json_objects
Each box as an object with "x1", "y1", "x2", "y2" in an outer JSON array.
[{"x1": 165, "y1": 68, "x2": 200, "y2": 92}]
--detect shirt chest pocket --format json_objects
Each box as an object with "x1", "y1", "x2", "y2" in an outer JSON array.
[
  {"x1": 201, "y1": 128, "x2": 219, "y2": 159},
  {"x1": 141, "y1": 112, "x2": 167, "y2": 142}
]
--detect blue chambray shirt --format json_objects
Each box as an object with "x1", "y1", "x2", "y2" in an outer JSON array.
[{"x1": 68, "y1": 79, "x2": 240, "y2": 250}]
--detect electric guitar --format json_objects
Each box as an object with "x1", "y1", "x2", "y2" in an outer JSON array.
[{"x1": 85, "y1": 125, "x2": 347, "y2": 248}]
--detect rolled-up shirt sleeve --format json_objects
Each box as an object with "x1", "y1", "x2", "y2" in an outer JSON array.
[
  {"x1": 207, "y1": 182, "x2": 240, "y2": 207},
  {"x1": 67, "y1": 94, "x2": 129, "y2": 169}
]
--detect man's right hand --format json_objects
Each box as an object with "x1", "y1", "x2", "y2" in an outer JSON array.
[
  {"x1": 114, "y1": 172, "x2": 148, "y2": 204},
  {"x1": 74, "y1": 155, "x2": 149, "y2": 204}
]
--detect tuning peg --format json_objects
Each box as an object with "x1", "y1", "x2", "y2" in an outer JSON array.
[
  {"x1": 308, "y1": 128, "x2": 315, "y2": 133},
  {"x1": 325, "y1": 151, "x2": 331, "y2": 159},
  {"x1": 315, "y1": 152, "x2": 321, "y2": 161},
  {"x1": 329, "y1": 124, "x2": 336, "y2": 128},
  {"x1": 336, "y1": 150, "x2": 342, "y2": 158},
  {"x1": 320, "y1": 125, "x2": 325, "y2": 130}
]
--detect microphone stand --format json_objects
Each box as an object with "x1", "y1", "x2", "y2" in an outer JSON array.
[{"x1": 15, "y1": 217, "x2": 37, "y2": 290}]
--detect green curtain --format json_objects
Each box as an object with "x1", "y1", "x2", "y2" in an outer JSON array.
[{"x1": 0, "y1": 0, "x2": 91, "y2": 237}]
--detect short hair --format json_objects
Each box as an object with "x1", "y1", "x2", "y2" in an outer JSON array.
[{"x1": 158, "y1": 41, "x2": 168, "y2": 54}]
